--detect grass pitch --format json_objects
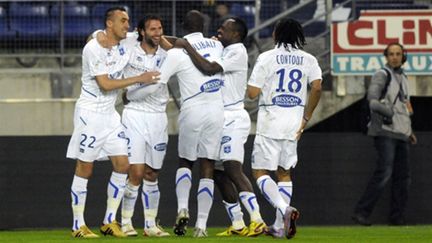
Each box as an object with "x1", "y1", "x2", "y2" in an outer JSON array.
[{"x1": 1, "y1": 226, "x2": 432, "y2": 242}]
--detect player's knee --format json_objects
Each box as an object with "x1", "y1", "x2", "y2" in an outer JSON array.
[
  {"x1": 75, "y1": 160, "x2": 94, "y2": 178},
  {"x1": 143, "y1": 166, "x2": 159, "y2": 182}
]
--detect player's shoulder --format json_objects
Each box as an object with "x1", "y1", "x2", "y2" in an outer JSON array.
[{"x1": 83, "y1": 39, "x2": 104, "y2": 55}]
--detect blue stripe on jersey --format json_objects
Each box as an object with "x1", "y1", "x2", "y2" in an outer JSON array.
[
  {"x1": 79, "y1": 117, "x2": 87, "y2": 125},
  {"x1": 182, "y1": 91, "x2": 203, "y2": 103},
  {"x1": 82, "y1": 87, "x2": 97, "y2": 97},
  {"x1": 224, "y1": 99, "x2": 244, "y2": 108},
  {"x1": 225, "y1": 120, "x2": 235, "y2": 127}
]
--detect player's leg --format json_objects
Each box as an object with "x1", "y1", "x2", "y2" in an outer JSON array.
[
  {"x1": 213, "y1": 169, "x2": 248, "y2": 236},
  {"x1": 193, "y1": 158, "x2": 215, "y2": 237},
  {"x1": 70, "y1": 160, "x2": 99, "y2": 238},
  {"x1": 99, "y1": 155, "x2": 129, "y2": 237},
  {"x1": 174, "y1": 158, "x2": 193, "y2": 236},
  {"x1": 121, "y1": 164, "x2": 144, "y2": 236},
  {"x1": 142, "y1": 164, "x2": 170, "y2": 237},
  {"x1": 252, "y1": 135, "x2": 299, "y2": 239},
  {"x1": 267, "y1": 167, "x2": 294, "y2": 238},
  {"x1": 223, "y1": 161, "x2": 266, "y2": 236}
]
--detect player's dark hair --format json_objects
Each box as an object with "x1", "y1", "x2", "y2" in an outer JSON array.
[
  {"x1": 183, "y1": 10, "x2": 204, "y2": 33},
  {"x1": 137, "y1": 14, "x2": 163, "y2": 42},
  {"x1": 274, "y1": 18, "x2": 306, "y2": 49},
  {"x1": 229, "y1": 17, "x2": 248, "y2": 42},
  {"x1": 104, "y1": 6, "x2": 127, "y2": 27},
  {"x1": 383, "y1": 42, "x2": 407, "y2": 64}
]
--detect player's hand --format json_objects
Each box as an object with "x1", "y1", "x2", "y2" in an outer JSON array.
[
  {"x1": 409, "y1": 133, "x2": 417, "y2": 145},
  {"x1": 295, "y1": 118, "x2": 308, "y2": 141},
  {"x1": 174, "y1": 38, "x2": 188, "y2": 48},
  {"x1": 96, "y1": 31, "x2": 109, "y2": 48},
  {"x1": 138, "y1": 71, "x2": 160, "y2": 84}
]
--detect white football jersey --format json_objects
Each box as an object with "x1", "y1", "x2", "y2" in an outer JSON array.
[
  {"x1": 248, "y1": 44, "x2": 322, "y2": 140},
  {"x1": 76, "y1": 38, "x2": 130, "y2": 113},
  {"x1": 122, "y1": 35, "x2": 168, "y2": 113},
  {"x1": 215, "y1": 43, "x2": 248, "y2": 110},
  {"x1": 159, "y1": 32, "x2": 224, "y2": 110}
]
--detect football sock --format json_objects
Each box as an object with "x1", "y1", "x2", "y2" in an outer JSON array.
[
  {"x1": 239, "y1": 191, "x2": 264, "y2": 223},
  {"x1": 71, "y1": 175, "x2": 88, "y2": 230},
  {"x1": 195, "y1": 178, "x2": 214, "y2": 230},
  {"x1": 121, "y1": 181, "x2": 139, "y2": 226},
  {"x1": 274, "y1": 181, "x2": 293, "y2": 229},
  {"x1": 103, "y1": 172, "x2": 127, "y2": 224},
  {"x1": 175, "y1": 167, "x2": 192, "y2": 212},
  {"x1": 142, "y1": 179, "x2": 160, "y2": 228},
  {"x1": 222, "y1": 200, "x2": 246, "y2": 230},
  {"x1": 256, "y1": 175, "x2": 289, "y2": 215}
]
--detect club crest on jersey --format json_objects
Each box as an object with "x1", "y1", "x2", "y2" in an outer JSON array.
[
  {"x1": 221, "y1": 136, "x2": 231, "y2": 145},
  {"x1": 223, "y1": 145, "x2": 231, "y2": 153},
  {"x1": 119, "y1": 47, "x2": 125, "y2": 56},
  {"x1": 200, "y1": 79, "x2": 223, "y2": 93},
  {"x1": 154, "y1": 143, "x2": 167, "y2": 151},
  {"x1": 272, "y1": 94, "x2": 302, "y2": 107}
]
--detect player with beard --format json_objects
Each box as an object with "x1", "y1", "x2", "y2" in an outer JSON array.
[{"x1": 118, "y1": 15, "x2": 170, "y2": 237}]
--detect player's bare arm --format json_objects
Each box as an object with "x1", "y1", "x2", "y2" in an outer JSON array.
[
  {"x1": 295, "y1": 79, "x2": 322, "y2": 140},
  {"x1": 174, "y1": 38, "x2": 223, "y2": 76},
  {"x1": 95, "y1": 71, "x2": 160, "y2": 92},
  {"x1": 247, "y1": 85, "x2": 261, "y2": 99},
  {"x1": 160, "y1": 35, "x2": 175, "y2": 50}
]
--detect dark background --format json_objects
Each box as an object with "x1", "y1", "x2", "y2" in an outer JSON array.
[{"x1": 1, "y1": 132, "x2": 431, "y2": 229}]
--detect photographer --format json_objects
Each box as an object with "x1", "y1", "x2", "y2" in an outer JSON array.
[{"x1": 352, "y1": 43, "x2": 417, "y2": 226}]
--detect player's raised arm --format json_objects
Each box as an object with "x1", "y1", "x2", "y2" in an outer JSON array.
[{"x1": 175, "y1": 38, "x2": 222, "y2": 76}]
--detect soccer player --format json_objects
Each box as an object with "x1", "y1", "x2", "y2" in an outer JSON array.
[
  {"x1": 66, "y1": 7, "x2": 159, "y2": 238},
  {"x1": 247, "y1": 18, "x2": 322, "y2": 239},
  {"x1": 116, "y1": 15, "x2": 171, "y2": 237},
  {"x1": 159, "y1": 10, "x2": 224, "y2": 237},
  {"x1": 174, "y1": 17, "x2": 266, "y2": 237}
]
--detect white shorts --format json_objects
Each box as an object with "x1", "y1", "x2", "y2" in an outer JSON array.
[
  {"x1": 251, "y1": 134, "x2": 298, "y2": 171},
  {"x1": 122, "y1": 108, "x2": 168, "y2": 169},
  {"x1": 219, "y1": 109, "x2": 251, "y2": 163},
  {"x1": 66, "y1": 107, "x2": 128, "y2": 162},
  {"x1": 178, "y1": 103, "x2": 224, "y2": 161}
]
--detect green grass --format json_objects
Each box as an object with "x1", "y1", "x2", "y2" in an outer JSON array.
[{"x1": 1, "y1": 226, "x2": 432, "y2": 242}]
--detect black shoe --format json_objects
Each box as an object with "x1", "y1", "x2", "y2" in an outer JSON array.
[{"x1": 351, "y1": 214, "x2": 372, "y2": 226}]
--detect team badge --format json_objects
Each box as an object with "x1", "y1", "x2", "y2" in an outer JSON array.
[
  {"x1": 224, "y1": 145, "x2": 231, "y2": 153},
  {"x1": 119, "y1": 47, "x2": 125, "y2": 56}
]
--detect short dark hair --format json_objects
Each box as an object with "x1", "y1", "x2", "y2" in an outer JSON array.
[
  {"x1": 104, "y1": 6, "x2": 127, "y2": 27},
  {"x1": 274, "y1": 18, "x2": 306, "y2": 49},
  {"x1": 183, "y1": 10, "x2": 204, "y2": 33},
  {"x1": 137, "y1": 14, "x2": 163, "y2": 42},
  {"x1": 228, "y1": 17, "x2": 248, "y2": 42}
]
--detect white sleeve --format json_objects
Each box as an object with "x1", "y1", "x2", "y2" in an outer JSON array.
[
  {"x1": 248, "y1": 55, "x2": 267, "y2": 88},
  {"x1": 126, "y1": 83, "x2": 162, "y2": 101},
  {"x1": 85, "y1": 43, "x2": 108, "y2": 76},
  {"x1": 159, "y1": 50, "x2": 180, "y2": 84},
  {"x1": 215, "y1": 49, "x2": 245, "y2": 73},
  {"x1": 308, "y1": 56, "x2": 322, "y2": 83}
]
